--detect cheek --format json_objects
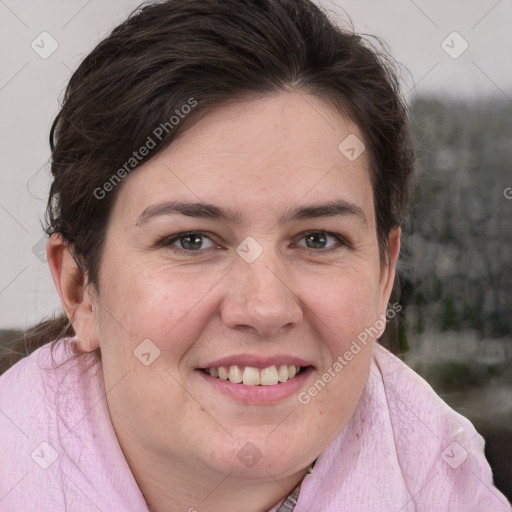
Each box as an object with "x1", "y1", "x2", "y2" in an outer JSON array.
[
  {"x1": 304, "y1": 266, "x2": 382, "y2": 351},
  {"x1": 96, "y1": 260, "x2": 222, "y2": 363},
  {"x1": 296, "y1": 269, "x2": 380, "y2": 423}
]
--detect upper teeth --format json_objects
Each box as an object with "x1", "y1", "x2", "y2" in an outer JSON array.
[{"x1": 207, "y1": 364, "x2": 300, "y2": 386}]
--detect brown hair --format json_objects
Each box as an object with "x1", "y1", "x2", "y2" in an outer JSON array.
[{"x1": 2, "y1": 0, "x2": 414, "y2": 373}]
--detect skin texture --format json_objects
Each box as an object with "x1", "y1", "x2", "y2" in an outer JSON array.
[{"x1": 48, "y1": 91, "x2": 400, "y2": 512}]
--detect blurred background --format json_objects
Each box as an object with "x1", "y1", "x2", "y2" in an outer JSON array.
[{"x1": 1, "y1": 0, "x2": 511, "y2": 502}]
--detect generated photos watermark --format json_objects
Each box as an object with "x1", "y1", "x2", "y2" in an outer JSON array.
[
  {"x1": 298, "y1": 302, "x2": 402, "y2": 405},
  {"x1": 93, "y1": 97, "x2": 198, "y2": 200}
]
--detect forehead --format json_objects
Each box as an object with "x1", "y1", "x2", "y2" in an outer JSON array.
[{"x1": 112, "y1": 91, "x2": 374, "y2": 226}]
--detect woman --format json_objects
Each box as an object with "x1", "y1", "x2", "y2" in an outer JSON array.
[{"x1": 0, "y1": 0, "x2": 510, "y2": 510}]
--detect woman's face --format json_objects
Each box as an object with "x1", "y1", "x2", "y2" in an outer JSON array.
[{"x1": 90, "y1": 92, "x2": 398, "y2": 482}]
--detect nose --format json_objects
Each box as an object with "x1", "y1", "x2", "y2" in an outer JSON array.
[{"x1": 220, "y1": 254, "x2": 303, "y2": 338}]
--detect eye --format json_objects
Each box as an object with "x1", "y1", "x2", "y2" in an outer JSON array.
[
  {"x1": 295, "y1": 231, "x2": 346, "y2": 250},
  {"x1": 159, "y1": 230, "x2": 348, "y2": 256},
  {"x1": 165, "y1": 232, "x2": 218, "y2": 252}
]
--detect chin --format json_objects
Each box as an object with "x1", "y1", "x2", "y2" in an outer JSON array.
[{"x1": 205, "y1": 433, "x2": 315, "y2": 481}]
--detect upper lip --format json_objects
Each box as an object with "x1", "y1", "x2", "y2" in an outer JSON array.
[{"x1": 198, "y1": 354, "x2": 313, "y2": 369}]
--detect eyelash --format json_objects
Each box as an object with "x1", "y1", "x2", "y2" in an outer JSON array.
[{"x1": 158, "y1": 230, "x2": 351, "y2": 256}]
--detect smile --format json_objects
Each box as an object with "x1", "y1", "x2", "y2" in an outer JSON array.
[{"x1": 201, "y1": 364, "x2": 304, "y2": 386}]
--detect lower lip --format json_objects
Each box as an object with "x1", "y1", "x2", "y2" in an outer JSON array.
[{"x1": 197, "y1": 367, "x2": 314, "y2": 404}]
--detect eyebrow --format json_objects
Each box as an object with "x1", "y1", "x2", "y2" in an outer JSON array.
[{"x1": 135, "y1": 199, "x2": 367, "y2": 227}]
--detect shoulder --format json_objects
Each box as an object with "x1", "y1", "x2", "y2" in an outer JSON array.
[
  {"x1": 0, "y1": 338, "x2": 97, "y2": 458},
  {"x1": 0, "y1": 338, "x2": 103, "y2": 440},
  {"x1": 0, "y1": 338, "x2": 93, "y2": 406},
  {"x1": 0, "y1": 340, "x2": 105, "y2": 510},
  {"x1": 0, "y1": 338, "x2": 73, "y2": 397},
  {"x1": 370, "y1": 342, "x2": 481, "y2": 461},
  {"x1": 369, "y1": 343, "x2": 511, "y2": 510},
  {"x1": 371, "y1": 343, "x2": 478, "y2": 442},
  {"x1": 0, "y1": 340, "x2": 158, "y2": 511}
]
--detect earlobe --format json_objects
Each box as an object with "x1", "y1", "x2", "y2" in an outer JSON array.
[{"x1": 47, "y1": 234, "x2": 100, "y2": 352}]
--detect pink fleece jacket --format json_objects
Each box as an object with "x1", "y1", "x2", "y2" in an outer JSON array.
[{"x1": 0, "y1": 339, "x2": 510, "y2": 511}]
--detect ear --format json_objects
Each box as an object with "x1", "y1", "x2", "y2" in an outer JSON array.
[
  {"x1": 379, "y1": 226, "x2": 401, "y2": 312},
  {"x1": 47, "y1": 234, "x2": 100, "y2": 353}
]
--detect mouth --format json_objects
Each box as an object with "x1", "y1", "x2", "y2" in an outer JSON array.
[
  {"x1": 196, "y1": 355, "x2": 314, "y2": 403},
  {"x1": 200, "y1": 364, "x2": 309, "y2": 386}
]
